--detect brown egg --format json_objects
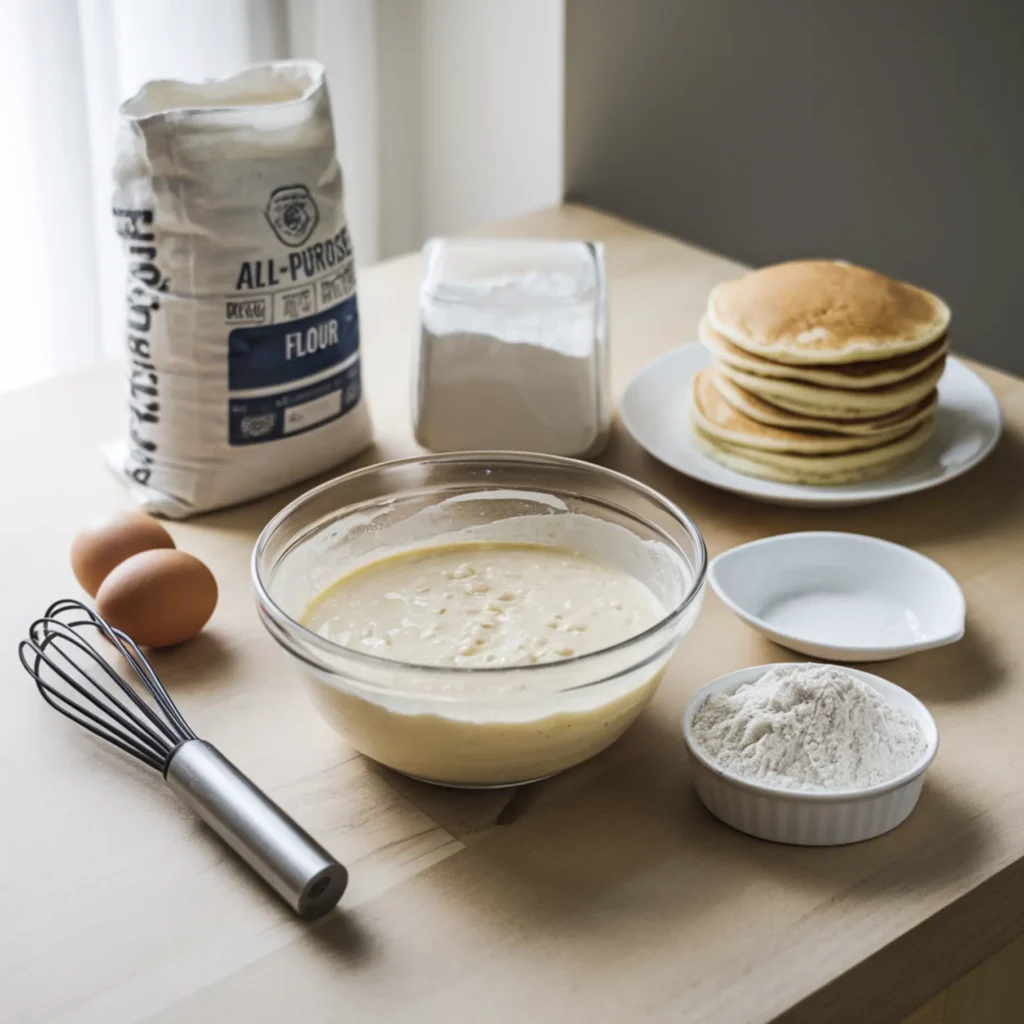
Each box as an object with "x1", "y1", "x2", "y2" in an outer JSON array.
[
  {"x1": 96, "y1": 549, "x2": 218, "y2": 648},
  {"x1": 71, "y1": 511, "x2": 176, "y2": 596}
]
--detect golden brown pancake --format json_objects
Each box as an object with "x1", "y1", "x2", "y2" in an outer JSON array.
[
  {"x1": 711, "y1": 369, "x2": 939, "y2": 437},
  {"x1": 699, "y1": 317, "x2": 948, "y2": 389},
  {"x1": 714, "y1": 355, "x2": 946, "y2": 419},
  {"x1": 691, "y1": 415, "x2": 935, "y2": 485},
  {"x1": 689, "y1": 368, "x2": 914, "y2": 454},
  {"x1": 706, "y1": 260, "x2": 950, "y2": 364}
]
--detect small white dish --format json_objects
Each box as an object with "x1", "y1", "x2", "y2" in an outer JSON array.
[
  {"x1": 709, "y1": 531, "x2": 965, "y2": 662},
  {"x1": 619, "y1": 343, "x2": 1002, "y2": 508},
  {"x1": 682, "y1": 664, "x2": 939, "y2": 845}
]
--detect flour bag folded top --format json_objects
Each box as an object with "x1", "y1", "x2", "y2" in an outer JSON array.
[{"x1": 107, "y1": 61, "x2": 372, "y2": 517}]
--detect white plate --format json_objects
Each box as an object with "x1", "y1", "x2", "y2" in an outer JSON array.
[
  {"x1": 620, "y1": 343, "x2": 1002, "y2": 507},
  {"x1": 709, "y1": 532, "x2": 966, "y2": 662}
]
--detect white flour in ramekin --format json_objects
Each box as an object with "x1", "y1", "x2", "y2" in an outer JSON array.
[{"x1": 691, "y1": 664, "x2": 927, "y2": 791}]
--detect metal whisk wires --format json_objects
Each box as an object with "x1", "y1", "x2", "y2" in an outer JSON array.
[{"x1": 18, "y1": 598, "x2": 196, "y2": 772}]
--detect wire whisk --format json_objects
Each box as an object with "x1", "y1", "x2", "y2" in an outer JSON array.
[
  {"x1": 19, "y1": 598, "x2": 346, "y2": 919},
  {"x1": 20, "y1": 598, "x2": 196, "y2": 771}
]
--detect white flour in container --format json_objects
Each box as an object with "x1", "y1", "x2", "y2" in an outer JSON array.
[
  {"x1": 414, "y1": 269, "x2": 607, "y2": 456},
  {"x1": 691, "y1": 664, "x2": 927, "y2": 791}
]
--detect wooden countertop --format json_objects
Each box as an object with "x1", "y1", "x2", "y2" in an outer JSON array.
[{"x1": 3, "y1": 205, "x2": 1024, "y2": 1024}]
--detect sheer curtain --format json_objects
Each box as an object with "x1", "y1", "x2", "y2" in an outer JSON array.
[
  {"x1": 0, "y1": 0, "x2": 562, "y2": 395},
  {"x1": 2, "y1": 1, "x2": 101, "y2": 391}
]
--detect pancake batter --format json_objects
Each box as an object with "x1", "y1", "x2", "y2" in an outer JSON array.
[
  {"x1": 302, "y1": 542, "x2": 663, "y2": 669},
  {"x1": 299, "y1": 542, "x2": 670, "y2": 785}
]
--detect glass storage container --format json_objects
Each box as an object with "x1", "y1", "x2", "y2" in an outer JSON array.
[{"x1": 413, "y1": 238, "x2": 609, "y2": 457}]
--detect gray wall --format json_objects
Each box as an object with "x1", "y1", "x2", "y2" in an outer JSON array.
[{"x1": 565, "y1": 0, "x2": 1023, "y2": 375}]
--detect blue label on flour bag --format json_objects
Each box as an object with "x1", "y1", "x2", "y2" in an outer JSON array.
[{"x1": 227, "y1": 295, "x2": 360, "y2": 445}]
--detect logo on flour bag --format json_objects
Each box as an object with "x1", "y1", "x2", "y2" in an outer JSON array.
[{"x1": 264, "y1": 184, "x2": 320, "y2": 247}]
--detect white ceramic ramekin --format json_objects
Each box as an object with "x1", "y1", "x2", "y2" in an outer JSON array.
[{"x1": 681, "y1": 664, "x2": 939, "y2": 845}]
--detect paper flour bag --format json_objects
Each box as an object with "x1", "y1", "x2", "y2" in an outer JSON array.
[{"x1": 108, "y1": 61, "x2": 372, "y2": 517}]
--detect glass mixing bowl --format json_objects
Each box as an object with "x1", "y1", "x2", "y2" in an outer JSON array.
[{"x1": 252, "y1": 452, "x2": 706, "y2": 788}]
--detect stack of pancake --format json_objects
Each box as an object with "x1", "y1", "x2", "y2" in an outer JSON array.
[{"x1": 690, "y1": 260, "x2": 950, "y2": 484}]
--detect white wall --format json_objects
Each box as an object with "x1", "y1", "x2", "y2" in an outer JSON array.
[
  {"x1": 415, "y1": 0, "x2": 564, "y2": 244},
  {"x1": 288, "y1": 0, "x2": 381, "y2": 263},
  {"x1": 377, "y1": 0, "x2": 564, "y2": 257}
]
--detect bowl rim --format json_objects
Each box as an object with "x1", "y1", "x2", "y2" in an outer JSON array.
[
  {"x1": 681, "y1": 662, "x2": 939, "y2": 801},
  {"x1": 707, "y1": 531, "x2": 967, "y2": 657},
  {"x1": 251, "y1": 450, "x2": 708, "y2": 685}
]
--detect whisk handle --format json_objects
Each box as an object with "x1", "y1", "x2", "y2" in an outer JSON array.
[{"x1": 165, "y1": 740, "x2": 347, "y2": 919}]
